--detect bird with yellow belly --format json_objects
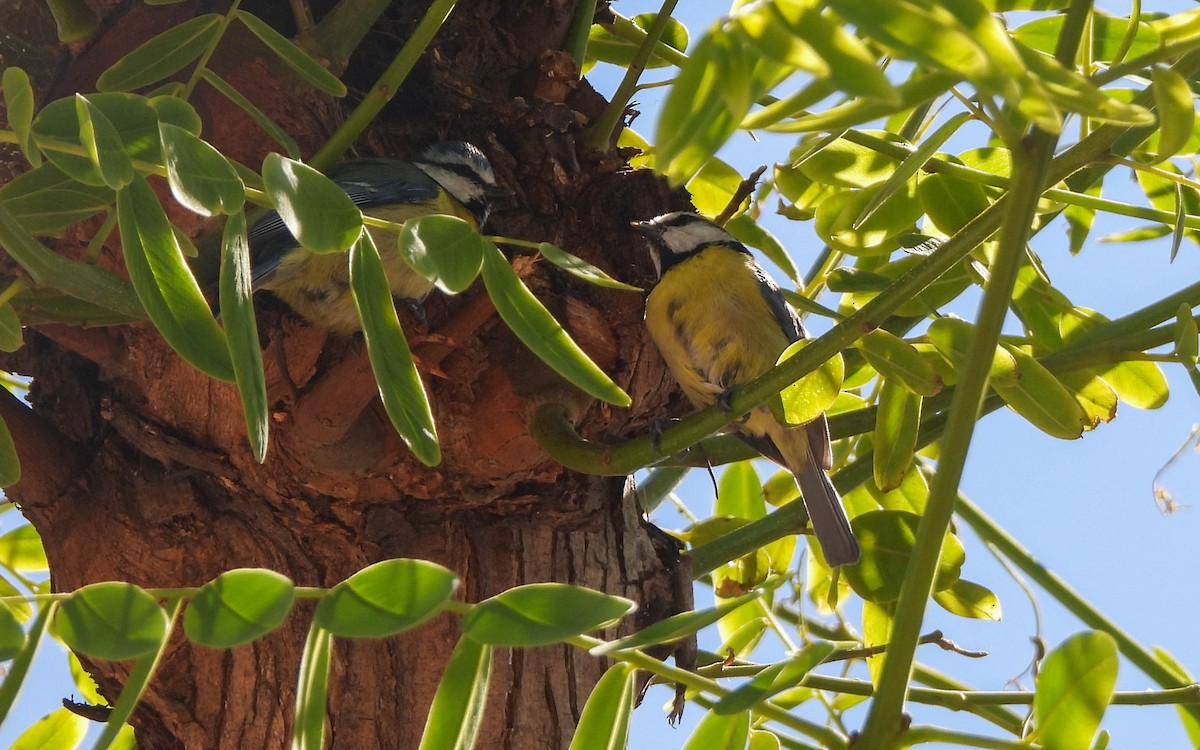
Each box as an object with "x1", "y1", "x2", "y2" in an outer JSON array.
[{"x1": 634, "y1": 211, "x2": 860, "y2": 567}]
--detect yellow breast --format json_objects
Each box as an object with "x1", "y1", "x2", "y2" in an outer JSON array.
[{"x1": 645, "y1": 246, "x2": 793, "y2": 413}]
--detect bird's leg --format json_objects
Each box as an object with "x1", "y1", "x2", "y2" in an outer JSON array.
[{"x1": 648, "y1": 418, "x2": 679, "y2": 456}]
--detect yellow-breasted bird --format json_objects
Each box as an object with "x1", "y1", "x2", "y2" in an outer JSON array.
[
  {"x1": 247, "y1": 141, "x2": 508, "y2": 332},
  {"x1": 634, "y1": 211, "x2": 860, "y2": 567}
]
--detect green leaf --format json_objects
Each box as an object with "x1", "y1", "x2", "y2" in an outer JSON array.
[
  {"x1": 349, "y1": 232, "x2": 441, "y2": 465},
  {"x1": 160, "y1": 123, "x2": 246, "y2": 216},
  {"x1": 293, "y1": 622, "x2": 332, "y2": 750},
  {"x1": 568, "y1": 662, "x2": 637, "y2": 750},
  {"x1": 993, "y1": 344, "x2": 1089, "y2": 440},
  {"x1": 0, "y1": 604, "x2": 50, "y2": 724},
  {"x1": 537, "y1": 242, "x2": 641, "y2": 292},
  {"x1": 918, "y1": 172, "x2": 992, "y2": 236},
  {"x1": 764, "y1": 69, "x2": 959, "y2": 134},
  {"x1": 262, "y1": 153, "x2": 361, "y2": 253},
  {"x1": 0, "y1": 303, "x2": 24, "y2": 352},
  {"x1": 315, "y1": 558, "x2": 458, "y2": 639},
  {"x1": 586, "y1": 13, "x2": 688, "y2": 70},
  {"x1": 183, "y1": 568, "x2": 295, "y2": 648},
  {"x1": 873, "y1": 380, "x2": 920, "y2": 492},
  {"x1": 75, "y1": 94, "x2": 134, "y2": 189},
  {"x1": 1175, "y1": 303, "x2": 1198, "y2": 361},
  {"x1": 3, "y1": 68, "x2": 40, "y2": 165},
  {"x1": 932, "y1": 578, "x2": 1002, "y2": 621},
  {"x1": 463, "y1": 583, "x2": 635, "y2": 647},
  {"x1": 116, "y1": 175, "x2": 235, "y2": 382},
  {"x1": 713, "y1": 641, "x2": 837, "y2": 714},
  {"x1": 926, "y1": 316, "x2": 1018, "y2": 385},
  {"x1": 592, "y1": 581, "x2": 778, "y2": 656},
  {"x1": 33, "y1": 92, "x2": 177, "y2": 186},
  {"x1": 1034, "y1": 631, "x2": 1118, "y2": 750},
  {"x1": 55, "y1": 582, "x2": 169, "y2": 660},
  {"x1": 858, "y1": 329, "x2": 941, "y2": 397},
  {"x1": 658, "y1": 29, "x2": 788, "y2": 185},
  {"x1": 234, "y1": 11, "x2": 347, "y2": 97},
  {"x1": 1056, "y1": 370, "x2": 1118, "y2": 429},
  {"x1": 0, "y1": 161, "x2": 113, "y2": 236},
  {"x1": 1150, "y1": 67, "x2": 1196, "y2": 164},
  {"x1": 220, "y1": 212, "x2": 269, "y2": 462},
  {"x1": 797, "y1": 134, "x2": 902, "y2": 189},
  {"x1": 681, "y1": 708, "x2": 750, "y2": 750},
  {"x1": 0, "y1": 413, "x2": 20, "y2": 488},
  {"x1": 397, "y1": 215, "x2": 485, "y2": 294},
  {"x1": 748, "y1": 729, "x2": 782, "y2": 750},
  {"x1": 480, "y1": 243, "x2": 630, "y2": 406},
  {"x1": 724, "y1": 214, "x2": 800, "y2": 283},
  {"x1": 1013, "y1": 12, "x2": 1161, "y2": 61},
  {"x1": 10, "y1": 708, "x2": 88, "y2": 750},
  {"x1": 418, "y1": 636, "x2": 493, "y2": 750},
  {"x1": 0, "y1": 525, "x2": 46, "y2": 571},
  {"x1": 777, "y1": 339, "x2": 844, "y2": 425},
  {"x1": 96, "y1": 14, "x2": 222, "y2": 92},
  {"x1": 814, "y1": 181, "x2": 923, "y2": 255},
  {"x1": 842, "y1": 510, "x2": 964, "y2": 602},
  {"x1": 1092, "y1": 359, "x2": 1169, "y2": 410},
  {"x1": 715, "y1": 461, "x2": 767, "y2": 521},
  {"x1": 0, "y1": 603, "x2": 25, "y2": 660},
  {"x1": 768, "y1": 0, "x2": 896, "y2": 103},
  {"x1": 1016, "y1": 44, "x2": 1154, "y2": 127}
]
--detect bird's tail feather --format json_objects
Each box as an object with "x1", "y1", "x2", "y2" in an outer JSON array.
[{"x1": 795, "y1": 448, "x2": 860, "y2": 567}]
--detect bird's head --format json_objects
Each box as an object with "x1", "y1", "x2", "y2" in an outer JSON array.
[
  {"x1": 631, "y1": 211, "x2": 743, "y2": 278},
  {"x1": 413, "y1": 141, "x2": 510, "y2": 225}
]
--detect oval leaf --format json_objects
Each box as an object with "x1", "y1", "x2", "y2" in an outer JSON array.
[
  {"x1": 3, "y1": 67, "x2": 39, "y2": 165},
  {"x1": 538, "y1": 242, "x2": 641, "y2": 292},
  {"x1": 397, "y1": 215, "x2": 485, "y2": 294},
  {"x1": 160, "y1": 123, "x2": 245, "y2": 216},
  {"x1": 480, "y1": 243, "x2": 630, "y2": 406},
  {"x1": 417, "y1": 636, "x2": 493, "y2": 750},
  {"x1": 315, "y1": 558, "x2": 458, "y2": 639},
  {"x1": 0, "y1": 413, "x2": 20, "y2": 488},
  {"x1": 568, "y1": 662, "x2": 637, "y2": 750},
  {"x1": 349, "y1": 232, "x2": 441, "y2": 465},
  {"x1": 681, "y1": 708, "x2": 750, "y2": 750},
  {"x1": 873, "y1": 380, "x2": 920, "y2": 492},
  {"x1": 0, "y1": 161, "x2": 112, "y2": 236},
  {"x1": 96, "y1": 15, "x2": 222, "y2": 92},
  {"x1": 993, "y1": 345, "x2": 1088, "y2": 440},
  {"x1": 116, "y1": 175, "x2": 235, "y2": 382},
  {"x1": 1150, "y1": 67, "x2": 1194, "y2": 163},
  {"x1": 0, "y1": 525, "x2": 46, "y2": 571},
  {"x1": 777, "y1": 340, "x2": 844, "y2": 426},
  {"x1": 75, "y1": 94, "x2": 134, "y2": 190},
  {"x1": 463, "y1": 583, "x2": 635, "y2": 647},
  {"x1": 56, "y1": 581, "x2": 169, "y2": 660},
  {"x1": 858, "y1": 329, "x2": 941, "y2": 397},
  {"x1": 932, "y1": 578, "x2": 1002, "y2": 621},
  {"x1": 293, "y1": 623, "x2": 332, "y2": 750},
  {"x1": 183, "y1": 568, "x2": 296, "y2": 648},
  {"x1": 0, "y1": 603, "x2": 25, "y2": 661},
  {"x1": 10, "y1": 708, "x2": 88, "y2": 750},
  {"x1": 1034, "y1": 630, "x2": 1118, "y2": 750},
  {"x1": 219, "y1": 211, "x2": 269, "y2": 462},
  {"x1": 262, "y1": 152, "x2": 361, "y2": 253},
  {"x1": 842, "y1": 510, "x2": 965, "y2": 602}
]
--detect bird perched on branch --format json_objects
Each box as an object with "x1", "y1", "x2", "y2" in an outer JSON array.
[
  {"x1": 634, "y1": 211, "x2": 860, "y2": 567},
  {"x1": 247, "y1": 141, "x2": 508, "y2": 332}
]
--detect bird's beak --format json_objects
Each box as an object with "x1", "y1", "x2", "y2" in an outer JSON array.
[
  {"x1": 630, "y1": 220, "x2": 660, "y2": 237},
  {"x1": 486, "y1": 185, "x2": 514, "y2": 200}
]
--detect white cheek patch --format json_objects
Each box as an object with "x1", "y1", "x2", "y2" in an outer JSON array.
[
  {"x1": 420, "y1": 166, "x2": 486, "y2": 206},
  {"x1": 659, "y1": 221, "x2": 736, "y2": 255}
]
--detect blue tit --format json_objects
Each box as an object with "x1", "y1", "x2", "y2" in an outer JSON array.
[
  {"x1": 634, "y1": 212, "x2": 860, "y2": 567},
  {"x1": 247, "y1": 141, "x2": 508, "y2": 332}
]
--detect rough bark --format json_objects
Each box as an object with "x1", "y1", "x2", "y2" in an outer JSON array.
[{"x1": 0, "y1": 1, "x2": 692, "y2": 747}]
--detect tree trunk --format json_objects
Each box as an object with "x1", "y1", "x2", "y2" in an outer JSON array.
[{"x1": 1, "y1": 1, "x2": 691, "y2": 746}]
